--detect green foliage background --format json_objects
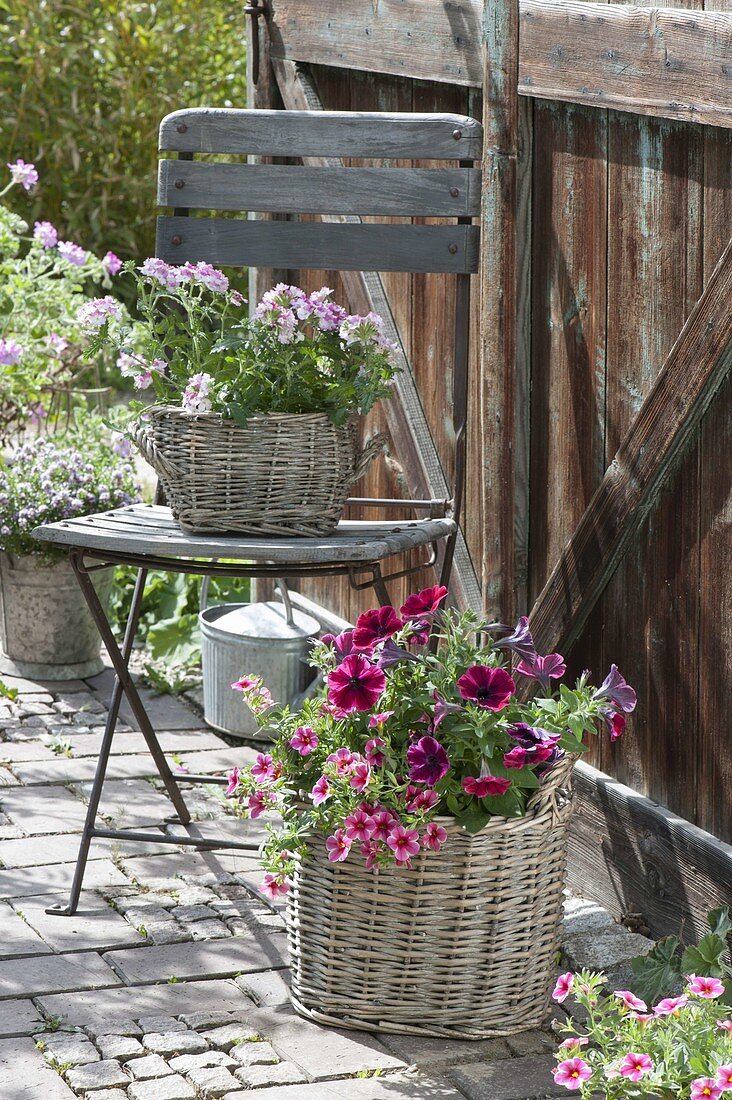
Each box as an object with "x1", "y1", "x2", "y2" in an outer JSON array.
[{"x1": 0, "y1": 0, "x2": 247, "y2": 261}]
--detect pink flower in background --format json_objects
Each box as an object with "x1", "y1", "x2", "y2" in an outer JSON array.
[
  {"x1": 361, "y1": 839, "x2": 381, "y2": 870},
  {"x1": 327, "y1": 747, "x2": 355, "y2": 776},
  {"x1": 553, "y1": 1057, "x2": 591, "y2": 1091},
  {"x1": 310, "y1": 775, "x2": 331, "y2": 806},
  {"x1": 653, "y1": 994, "x2": 688, "y2": 1016},
  {"x1": 248, "y1": 791, "x2": 275, "y2": 819},
  {"x1": 260, "y1": 873, "x2": 290, "y2": 900},
  {"x1": 33, "y1": 220, "x2": 57, "y2": 248},
  {"x1": 716, "y1": 1066, "x2": 732, "y2": 1091},
  {"x1": 515, "y1": 652, "x2": 566, "y2": 693},
  {"x1": 229, "y1": 289, "x2": 246, "y2": 307},
  {"x1": 456, "y1": 665, "x2": 515, "y2": 711},
  {"x1": 613, "y1": 990, "x2": 647, "y2": 1013},
  {"x1": 386, "y1": 824, "x2": 420, "y2": 864},
  {"x1": 399, "y1": 585, "x2": 448, "y2": 619},
  {"x1": 364, "y1": 737, "x2": 387, "y2": 767},
  {"x1": 289, "y1": 726, "x2": 318, "y2": 756},
  {"x1": 368, "y1": 711, "x2": 393, "y2": 729},
  {"x1": 327, "y1": 652, "x2": 386, "y2": 712},
  {"x1": 421, "y1": 822, "x2": 447, "y2": 852},
  {"x1": 139, "y1": 257, "x2": 184, "y2": 289},
  {"x1": 717, "y1": 1020, "x2": 732, "y2": 1033},
  {"x1": 102, "y1": 250, "x2": 122, "y2": 275},
  {"x1": 687, "y1": 975, "x2": 725, "y2": 999},
  {"x1": 462, "y1": 775, "x2": 511, "y2": 797},
  {"x1": 619, "y1": 1053, "x2": 652, "y2": 1082},
  {"x1": 593, "y1": 664, "x2": 637, "y2": 713},
  {"x1": 691, "y1": 1078, "x2": 722, "y2": 1100},
  {"x1": 552, "y1": 972, "x2": 574, "y2": 1003},
  {"x1": 225, "y1": 767, "x2": 240, "y2": 796},
  {"x1": 57, "y1": 240, "x2": 88, "y2": 266},
  {"x1": 47, "y1": 333, "x2": 68, "y2": 356},
  {"x1": 0, "y1": 338, "x2": 22, "y2": 366},
  {"x1": 344, "y1": 808, "x2": 375, "y2": 842},
  {"x1": 406, "y1": 735, "x2": 450, "y2": 786},
  {"x1": 558, "y1": 1037, "x2": 588, "y2": 1051},
  {"x1": 352, "y1": 605, "x2": 403, "y2": 650},
  {"x1": 349, "y1": 762, "x2": 372, "y2": 794},
  {"x1": 326, "y1": 829, "x2": 352, "y2": 863},
  {"x1": 182, "y1": 260, "x2": 229, "y2": 293},
  {"x1": 7, "y1": 158, "x2": 38, "y2": 190},
  {"x1": 251, "y1": 753, "x2": 277, "y2": 783}
]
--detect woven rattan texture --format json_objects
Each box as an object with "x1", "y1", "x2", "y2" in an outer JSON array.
[
  {"x1": 134, "y1": 408, "x2": 379, "y2": 536},
  {"x1": 287, "y1": 758, "x2": 575, "y2": 1039}
]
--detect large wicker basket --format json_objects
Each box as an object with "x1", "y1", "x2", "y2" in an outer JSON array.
[
  {"x1": 287, "y1": 756, "x2": 575, "y2": 1039},
  {"x1": 133, "y1": 407, "x2": 381, "y2": 536}
]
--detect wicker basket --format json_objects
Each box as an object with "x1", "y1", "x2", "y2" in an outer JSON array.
[
  {"x1": 287, "y1": 756, "x2": 575, "y2": 1039},
  {"x1": 133, "y1": 407, "x2": 382, "y2": 536}
]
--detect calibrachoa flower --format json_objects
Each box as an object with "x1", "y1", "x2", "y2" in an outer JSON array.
[
  {"x1": 251, "y1": 753, "x2": 277, "y2": 783},
  {"x1": 691, "y1": 1078, "x2": 723, "y2": 1100},
  {"x1": 553, "y1": 972, "x2": 574, "y2": 1003},
  {"x1": 344, "y1": 808, "x2": 375, "y2": 842},
  {"x1": 325, "y1": 829, "x2": 352, "y2": 862},
  {"x1": 688, "y1": 975, "x2": 725, "y2": 999},
  {"x1": 406, "y1": 735, "x2": 450, "y2": 786},
  {"x1": 260, "y1": 873, "x2": 290, "y2": 900},
  {"x1": 248, "y1": 791, "x2": 276, "y2": 819},
  {"x1": 349, "y1": 762, "x2": 372, "y2": 793},
  {"x1": 327, "y1": 652, "x2": 386, "y2": 712},
  {"x1": 310, "y1": 775, "x2": 331, "y2": 806},
  {"x1": 618, "y1": 1052, "x2": 653, "y2": 1081},
  {"x1": 614, "y1": 990, "x2": 647, "y2": 1012},
  {"x1": 654, "y1": 994, "x2": 688, "y2": 1016},
  {"x1": 716, "y1": 1066, "x2": 732, "y2": 1090},
  {"x1": 553, "y1": 1057, "x2": 592, "y2": 1091},
  {"x1": 364, "y1": 737, "x2": 386, "y2": 767},
  {"x1": 225, "y1": 767, "x2": 240, "y2": 796},
  {"x1": 33, "y1": 220, "x2": 57, "y2": 247},
  {"x1": 421, "y1": 822, "x2": 447, "y2": 852},
  {"x1": 386, "y1": 824, "x2": 420, "y2": 864},
  {"x1": 7, "y1": 158, "x2": 38, "y2": 190},
  {"x1": 457, "y1": 665, "x2": 515, "y2": 710},
  {"x1": 289, "y1": 726, "x2": 318, "y2": 755},
  {"x1": 558, "y1": 1037, "x2": 589, "y2": 1051}
]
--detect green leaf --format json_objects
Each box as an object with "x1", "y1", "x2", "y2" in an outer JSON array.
[
  {"x1": 681, "y1": 933, "x2": 727, "y2": 978},
  {"x1": 455, "y1": 806, "x2": 492, "y2": 834},
  {"x1": 707, "y1": 906, "x2": 732, "y2": 941},
  {"x1": 147, "y1": 613, "x2": 200, "y2": 665},
  {"x1": 630, "y1": 936, "x2": 682, "y2": 1002}
]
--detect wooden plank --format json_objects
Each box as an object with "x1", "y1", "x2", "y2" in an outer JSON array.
[
  {"x1": 159, "y1": 107, "x2": 483, "y2": 160},
  {"x1": 271, "y1": 58, "x2": 482, "y2": 612},
  {"x1": 158, "y1": 161, "x2": 482, "y2": 217},
  {"x1": 569, "y1": 761, "x2": 732, "y2": 943},
  {"x1": 268, "y1": 0, "x2": 484, "y2": 88},
  {"x1": 519, "y1": 1, "x2": 732, "y2": 129},
  {"x1": 528, "y1": 235, "x2": 732, "y2": 657},
  {"x1": 480, "y1": 0, "x2": 520, "y2": 622},
  {"x1": 155, "y1": 216, "x2": 480, "y2": 274}
]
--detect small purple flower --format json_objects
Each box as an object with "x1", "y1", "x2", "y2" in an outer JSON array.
[
  {"x1": 406, "y1": 735, "x2": 450, "y2": 787},
  {"x1": 495, "y1": 616, "x2": 538, "y2": 663},
  {"x1": 102, "y1": 250, "x2": 122, "y2": 275},
  {"x1": 139, "y1": 257, "x2": 184, "y2": 289},
  {"x1": 57, "y1": 240, "x2": 88, "y2": 266},
  {"x1": 182, "y1": 371, "x2": 214, "y2": 413},
  {"x1": 536, "y1": 746, "x2": 566, "y2": 779},
  {"x1": 181, "y1": 260, "x2": 229, "y2": 293},
  {"x1": 0, "y1": 339, "x2": 22, "y2": 366},
  {"x1": 76, "y1": 296, "x2": 123, "y2": 331},
  {"x1": 111, "y1": 433, "x2": 132, "y2": 459},
  {"x1": 432, "y1": 691, "x2": 463, "y2": 730},
  {"x1": 515, "y1": 652, "x2": 566, "y2": 694},
  {"x1": 377, "y1": 637, "x2": 420, "y2": 669},
  {"x1": 593, "y1": 664, "x2": 637, "y2": 714},
  {"x1": 7, "y1": 159, "x2": 38, "y2": 191},
  {"x1": 507, "y1": 723, "x2": 562, "y2": 749},
  {"x1": 33, "y1": 220, "x2": 58, "y2": 248}
]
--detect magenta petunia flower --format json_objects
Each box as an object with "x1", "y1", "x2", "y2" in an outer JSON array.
[
  {"x1": 421, "y1": 822, "x2": 448, "y2": 852},
  {"x1": 289, "y1": 726, "x2": 318, "y2": 756},
  {"x1": 613, "y1": 990, "x2": 647, "y2": 1013},
  {"x1": 327, "y1": 653, "x2": 386, "y2": 712},
  {"x1": 503, "y1": 743, "x2": 556, "y2": 769},
  {"x1": 225, "y1": 767, "x2": 240, "y2": 796},
  {"x1": 260, "y1": 873, "x2": 290, "y2": 900},
  {"x1": 456, "y1": 666, "x2": 515, "y2": 711},
  {"x1": 691, "y1": 1078, "x2": 723, "y2": 1100},
  {"x1": 508, "y1": 723, "x2": 562, "y2": 749},
  {"x1": 406, "y1": 735, "x2": 450, "y2": 786},
  {"x1": 386, "y1": 824, "x2": 421, "y2": 864},
  {"x1": 619, "y1": 1053, "x2": 652, "y2": 1082},
  {"x1": 251, "y1": 753, "x2": 277, "y2": 783},
  {"x1": 495, "y1": 616, "x2": 539, "y2": 663},
  {"x1": 553, "y1": 1057, "x2": 591, "y2": 1091},
  {"x1": 653, "y1": 994, "x2": 688, "y2": 1016},
  {"x1": 320, "y1": 629, "x2": 360, "y2": 658},
  {"x1": 687, "y1": 975, "x2": 725, "y2": 999},
  {"x1": 399, "y1": 585, "x2": 448, "y2": 619},
  {"x1": 515, "y1": 652, "x2": 566, "y2": 693},
  {"x1": 352, "y1": 605, "x2": 404, "y2": 650},
  {"x1": 593, "y1": 664, "x2": 637, "y2": 713},
  {"x1": 344, "y1": 808, "x2": 375, "y2": 842},
  {"x1": 33, "y1": 220, "x2": 57, "y2": 248},
  {"x1": 310, "y1": 775, "x2": 331, "y2": 806},
  {"x1": 462, "y1": 775, "x2": 512, "y2": 797},
  {"x1": 326, "y1": 828, "x2": 352, "y2": 863},
  {"x1": 552, "y1": 972, "x2": 574, "y2": 1003}
]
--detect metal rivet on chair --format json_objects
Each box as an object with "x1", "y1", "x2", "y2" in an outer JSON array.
[
  {"x1": 174, "y1": 179, "x2": 185, "y2": 190},
  {"x1": 452, "y1": 129, "x2": 462, "y2": 140},
  {"x1": 448, "y1": 243, "x2": 458, "y2": 254},
  {"x1": 176, "y1": 123, "x2": 188, "y2": 134},
  {"x1": 171, "y1": 235, "x2": 182, "y2": 246},
  {"x1": 450, "y1": 187, "x2": 460, "y2": 198}
]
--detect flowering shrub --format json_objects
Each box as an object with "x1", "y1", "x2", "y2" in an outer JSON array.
[
  {"x1": 0, "y1": 160, "x2": 129, "y2": 439},
  {"x1": 0, "y1": 424, "x2": 137, "y2": 557},
  {"x1": 552, "y1": 969, "x2": 732, "y2": 1097},
  {"x1": 84, "y1": 273, "x2": 398, "y2": 426},
  {"x1": 225, "y1": 586, "x2": 636, "y2": 899}
]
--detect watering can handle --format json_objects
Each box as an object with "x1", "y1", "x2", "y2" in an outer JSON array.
[{"x1": 199, "y1": 570, "x2": 295, "y2": 628}]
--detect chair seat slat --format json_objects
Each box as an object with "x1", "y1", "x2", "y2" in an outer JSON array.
[
  {"x1": 158, "y1": 162, "x2": 481, "y2": 218},
  {"x1": 159, "y1": 108, "x2": 483, "y2": 161},
  {"x1": 155, "y1": 217, "x2": 479, "y2": 274}
]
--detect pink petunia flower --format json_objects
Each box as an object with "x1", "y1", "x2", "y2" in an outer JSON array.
[
  {"x1": 691, "y1": 1078, "x2": 723, "y2": 1100},
  {"x1": 716, "y1": 1066, "x2": 732, "y2": 1091},
  {"x1": 344, "y1": 808, "x2": 375, "y2": 842},
  {"x1": 462, "y1": 775, "x2": 512, "y2": 797},
  {"x1": 225, "y1": 767, "x2": 240, "y2": 796},
  {"x1": 7, "y1": 158, "x2": 38, "y2": 190},
  {"x1": 399, "y1": 585, "x2": 448, "y2": 619},
  {"x1": 310, "y1": 775, "x2": 331, "y2": 806},
  {"x1": 289, "y1": 726, "x2": 318, "y2": 756},
  {"x1": 688, "y1": 975, "x2": 726, "y2": 999},
  {"x1": 421, "y1": 822, "x2": 447, "y2": 852},
  {"x1": 515, "y1": 652, "x2": 567, "y2": 693},
  {"x1": 251, "y1": 753, "x2": 277, "y2": 783},
  {"x1": 33, "y1": 220, "x2": 57, "y2": 248},
  {"x1": 352, "y1": 605, "x2": 404, "y2": 650},
  {"x1": 327, "y1": 652, "x2": 386, "y2": 713},
  {"x1": 619, "y1": 1053, "x2": 653, "y2": 1082},
  {"x1": 614, "y1": 990, "x2": 647, "y2": 1013},
  {"x1": 717, "y1": 1020, "x2": 732, "y2": 1033},
  {"x1": 365, "y1": 736, "x2": 386, "y2": 767},
  {"x1": 350, "y1": 762, "x2": 372, "y2": 794},
  {"x1": 456, "y1": 665, "x2": 515, "y2": 711},
  {"x1": 630, "y1": 1012, "x2": 655, "y2": 1024},
  {"x1": 406, "y1": 735, "x2": 450, "y2": 786},
  {"x1": 260, "y1": 873, "x2": 290, "y2": 900},
  {"x1": 552, "y1": 972, "x2": 574, "y2": 1003},
  {"x1": 325, "y1": 829, "x2": 352, "y2": 863},
  {"x1": 653, "y1": 994, "x2": 688, "y2": 1016},
  {"x1": 386, "y1": 824, "x2": 421, "y2": 864},
  {"x1": 553, "y1": 1057, "x2": 592, "y2": 1091}
]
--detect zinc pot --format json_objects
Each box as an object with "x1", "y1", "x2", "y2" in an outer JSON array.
[{"x1": 0, "y1": 552, "x2": 113, "y2": 680}]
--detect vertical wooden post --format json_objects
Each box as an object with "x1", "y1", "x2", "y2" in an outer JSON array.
[{"x1": 480, "y1": 0, "x2": 520, "y2": 622}]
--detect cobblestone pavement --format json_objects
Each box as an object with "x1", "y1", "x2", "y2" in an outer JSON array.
[{"x1": 0, "y1": 666, "x2": 654, "y2": 1100}]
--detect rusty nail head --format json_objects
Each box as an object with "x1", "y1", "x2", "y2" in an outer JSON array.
[
  {"x1": 452, "y1": 129, "x2": 462, "y2": 140},
  {"x1": 174, "y1": 178, "x2": 185, "y2": 190},
  {"x1": 176, "y1": 123, "x2": 188, "y2": 134},
  {"x1": 448, "y1": 243, "x2": 458, "y2": 254},
  {"x1": 450, "y1": 186, "x2": 460, "y2": 198},
  {"x1": 171, "y1": 235, "x2": 182, "y2": 246}
]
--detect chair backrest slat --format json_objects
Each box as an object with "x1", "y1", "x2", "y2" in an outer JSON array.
[
  {"x1": 156, "y1": 217, "x2": 480, "y2": 275},
  {"x1": 158, "y1": 162, "x2": 481, "y2": 218},
  {"x1": 159, "y1": 108, "x2": 483, "y2": 161}
]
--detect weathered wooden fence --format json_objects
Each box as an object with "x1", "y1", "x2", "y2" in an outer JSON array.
[{"x1": 244, "y1": 0, "x2": 732, "y2": 936}]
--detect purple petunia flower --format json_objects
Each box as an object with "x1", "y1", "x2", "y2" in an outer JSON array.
[
  {"x1": 593, "y1": 664, "x2": 637, "y2": 714},
  {"x1": 507, "y1": 722, "x2": 562, "y2": 749},
  {"x1": 495, "y1": 616, "x2": 538, "y2": 663},
  {"x1": 406, "y1": 735, "x2": 450, "y2": 786},
  {"x1": 432, "y1": 691, "x2": 463, "y2": 729},
  {"x1": 377, "y1": 637, "x2": 420, "y2": 669},
  {"x1": 515, "y1": 652, "x2": 566, "y2": 694}
]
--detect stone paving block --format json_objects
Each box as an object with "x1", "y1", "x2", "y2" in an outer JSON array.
[
  {"x1": 145, "y1": 922, "x2": 192, "y2": 946},
  {"x1": 88, "y1": 677, "x2": 202, "y2": 732},
  {"x1": 0, "y1": 859, "x2": 129, "y2": 899},
  {"x1": 96, "y1": 1033, "x2": 146, "y2": 1061},
  {"x1": 38, "y1": 1031, "x2": 101, "y2": 1066},
  {"x1": 0, "y1": 784, "x2": 88, "y2": 834},
  {"x1": 84, "y1": 1021, "x2": 143, "y2": 1040},
  {"x1": 234, "y1": 1060, "x2": 307, "y2": 1089},
  {"x1": 171, "y1": 885, "x2": 217, "y2": 907},
  {"x1": 178, "y1": 1011, "x2": 236, "y2": 1030},
  {"x1": 103, "y1": 935, "x2": 287, "y2": 985},
  {"x1": 167, "y1": 1050, "x2": 235, "y2": 1073},
  {"x1": 118, "y1": 903, "x2": 176, "y2": 925},
  {"x1": 65, "y1": 1059, "x2": 130, "y2": 1091},
  {"x1": 11, "y1": 892, "x2": 143, "y2": 952},
  {"x1": 235, "y1": 970, "x2": 291, "y2": 1007},
  {"x1": 171, "y1": 903, "x2": 212, "y2": 923},
  {"x1": 37, "y1": 979, "x2": 248, "y2": 1029},
  {"x1": 377, "y1": 1032, "x2": 512, "y2": 1069},
  {"x1": 450, "y1": 1055, "x2": 567, "y2": 1099},
  {"x1": 200, "y1": 1022, "x2": 261, "y2": 1050},
  {"x1": 505, "y1": 1030, "x2": 554, "y2": 1057},
  {"x1": 59, "y1": 730, "x2": 226, "y2": 759},
  {"x1": 0, "y1": 741, "x2": 56, "y2": 761},
  {"x1": 127, "y1": 1076, "x2": 197, "y2": 1100},
  {"x1": 0, "y1": 900, "x2": 53, "y2": 958},
  {"x1": 186, "y1": 1064, "x2": 241, "y2": 1096},
  {"x1": 138, "y1": 1016, "x2": 189, "y2": 1034},
  {"x1": 185, "y1": 919, "x2": 232, "y2": 941},
  {"x1": 128, "y1": 1053, "x2": 172, "y2": 1079},
  {"x1": 89, "y1": 1091, "x2": 128, "y2": 1100},
  {"x1": 142, "y1": 1030, "x2": 208, "y2": 1056},
  {"x1": 0, "y1": 949, "x2": 120, "y2": 997},
  {"x1": 224, "y1": 1075, "x2": 464, "y2": 1099},
  {"x1": 0, "y1": 997, "x2": 43, "y2": 1037},
  {"x1": 229, "y1": 1040, "x2": 280, "y2": 1068},
  {"x1": 226, "y1": 917, "x2": 254, "y2": 938},
  {"x1": 0, "y1": 1036, "x2": 77, "y2": 1099}
]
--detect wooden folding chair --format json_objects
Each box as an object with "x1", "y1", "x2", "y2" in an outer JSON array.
[{"x1": 32, "y1": 107, "x2": 483, "y2": 914}]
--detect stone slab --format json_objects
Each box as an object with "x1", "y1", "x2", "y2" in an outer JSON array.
[
  {"x1": 0, "y1": 742, "x2": 57, "y2": 762},
  {"x1": 88, "y1": 676, "x2": 202, "y2": 732},
  {"x1": 65, "y1": 1059, "x2": 131, "y2": 1090},
  {"x1": 0, "y1": 997, "x2": 43, "y2": 1037},
  {"x1": 235, "y1": 970, "x2": 291, "y2": 1007},
  {"x1": 223, "y1": 1074, "x2": 465, "y2": 1099},
  {"x1": 0, "y1": 832, "x2": 172, "y2": 868},
  {"x1": 95, "y1": 780, "x2": 178, "y2": 830},
  {"x1": 377, "y1": 1032, "x2": 512, "y2": 1069},
  {"x1": 10, "y1": 893, "x2": 143, "y2": 952},
  {"x1": 36, "y1": 979, "x2": 249, "y2": 1029},
  {"x1": 0, "y1": 785, "x2": 88, "y2": 835},
  {"x1": 122, "y1": 850, "x2": 263, "y2": 887},
  {"x1": 233, "y1": 1061, "x2": 307, "y2": 1088},
  {"x1": 127, "y1": 1076, "x2": 196, "y2": 1100},
  {"x1": 0, "y1": 860, "x2": 129, "y2": 899},
  {"x1": 450, "y1": 1055, "x2": 567, "y2": 1099},
  {"x1": 0, "y1": 1036, "x2": 76, "y2": 1099},
  {"x1": 562, "y1": 928, "x2": 654, "y2": 971},
  {"x1": 63, "y1": 730, "x2": 227, "y2": 758},
  {"x1": 103, "y1": 935, "x2": 287, "y2": 985},
  {"x1": 0, "y1": 901, "x2": 52, "y2": 959},
  {"x1": 0, "y1": 950, "x2": 120, "y2": 998}
]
